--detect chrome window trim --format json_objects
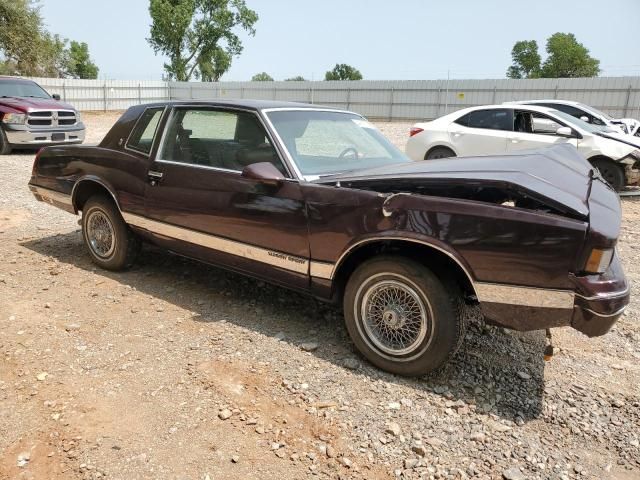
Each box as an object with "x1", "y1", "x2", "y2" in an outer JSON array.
[
  {"x1": 154, "y1": 158, "x2": 242, "y2": 175},
  {"x1": 124, "y1": 106, "x2": 167, "y2": 157},
  {"x1": 154, "y1": 105, "x2": 294, "y2": 179},
  {"x1": 260, "y1": 107, "x2": 364, "y2": 182},
  {"x1": 475, "y1": 282, "x2": 575, "y2": 309},
  {"x1": 122, "y1": 212, "x2": 309, "y2": 275}
]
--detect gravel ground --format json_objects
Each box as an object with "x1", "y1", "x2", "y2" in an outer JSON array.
[{"x1": 0, "y1": 112, "x2": 639, "y2": 480}]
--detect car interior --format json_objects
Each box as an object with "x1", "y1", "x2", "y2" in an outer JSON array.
[{"x1": 162, "y1": 109, "x2": 287, "y2": 175}]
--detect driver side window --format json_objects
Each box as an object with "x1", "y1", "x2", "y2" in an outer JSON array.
[{"x1": 159, "y1": 108, "x2": 287, "y2": 175}]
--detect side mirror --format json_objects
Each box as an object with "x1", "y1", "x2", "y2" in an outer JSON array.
[
  {"x1": 241, "y1": 162, "x2": 285, "y2": 186},
  {"x1": 52, "y1": 94, "x2": 61, "y2": 101},
  {"x1": 556, "y1": 126, "x2": 574, "y2": 138},
  {"x1": 580, "y1": 115, "x2": 589, "y2": 122}
]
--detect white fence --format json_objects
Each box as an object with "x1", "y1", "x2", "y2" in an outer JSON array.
[{"x1": 27, "y1": 76, "x2": 640, "y2": 121}]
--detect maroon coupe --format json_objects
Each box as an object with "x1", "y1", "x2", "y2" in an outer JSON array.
[{"x1": 28, "y1": 100, "x2": 629, "y2": 376}]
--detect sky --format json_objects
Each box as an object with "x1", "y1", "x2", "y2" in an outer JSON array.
[{"x1": 39, "y1": 0, "x2": 640, "y2": 81}]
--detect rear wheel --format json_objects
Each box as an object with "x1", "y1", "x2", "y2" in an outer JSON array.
[
  {"x1": 592, "y1": 158, "x2": 625, "y2": 191},
  {"x1": 425, "y1": 146, "x2": 455, "y2": 160},
  {"x1": 343, "y1": 257, "x2": 463, "y2": 376},
  {"x1": 0, "y1": 129, "x2": 12, "y2": 155},
  {"x1": 81, "y1": 195, "x2": 140, "y2": 270}
]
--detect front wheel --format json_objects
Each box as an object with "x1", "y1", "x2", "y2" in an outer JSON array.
[
  {"x1": 0, "y1": 129, "x2": 12, "y2": 155},
  {"x1": 592, "y1": 158, "x2": 625, "y2": 192},
  {"x1": 343, "y1": 257, "x2": 463, "y2": 376},
  {"x1": 81, "y1": 195, "x2": 140, "y2": 270}
]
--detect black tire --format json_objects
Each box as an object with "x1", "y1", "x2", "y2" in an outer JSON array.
[
  {"x1": 0, "y1": 129, "x2": 12, "y2": 155},
  {"x1": 425, "y1": 146, "x2": 455, "y2": 160},
  {"x1": 343, "y1": 256, "x2": 463, "y2": 376},
  {"x1": 592, "y1": 158, "x2": 625, "y2": 192},
  {"x1": 81, "y1": 195, "x2": 140, "y2": 271}
]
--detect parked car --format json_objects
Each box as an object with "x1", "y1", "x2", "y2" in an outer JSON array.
[
  {"x1": 407, "y1": 104, "x2": 640, "y2": 191},
  {"x1": 29, "y1": 100, "x2": 629, "y2": 376},
  {"x1": 0, "y1": 76, "x2": 85, "y2": 154},
  {"x1": 506, "y1": 99, "x2": 640, "y2": 136}
]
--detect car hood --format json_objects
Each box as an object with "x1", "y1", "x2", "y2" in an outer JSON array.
[
  {"x1": 596, "y1": 131, "x2": 640, "y2": 149},
  {"x1": 315, "y1": 144, "x2": 595, "y2": 218},
  {"x1": 0, "y1": 96, "x2": 76, "y2": 112}
]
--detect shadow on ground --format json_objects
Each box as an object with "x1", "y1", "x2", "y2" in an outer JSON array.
[{"x1": 22, "y1": 230, "x2": 546, "y2": 421}]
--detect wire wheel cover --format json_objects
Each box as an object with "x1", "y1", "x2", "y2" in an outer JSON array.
[
  {"x1": 361, "y1": 279, "x2": 430, "y2": 356},
  {"x1": 86, "y1": 209, "x2": 116, "y2": 258}
]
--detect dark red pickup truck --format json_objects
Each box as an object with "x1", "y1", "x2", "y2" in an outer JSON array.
[
  {"x1": 0, "y1": 76, "x2": 85, "y2": 154},
  {"x1": 28, "y1": 100, "x2": 630, "y2": 376}
]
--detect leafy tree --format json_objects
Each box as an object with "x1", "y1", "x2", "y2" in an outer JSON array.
[
  {"x1": 148, "y1": 0, "x2": 258, "y2": 82},
  {"x1": 251, "y1": 72, "x2": 273, "y2": 81},
  {"x1": 0, "y1": 0, "x2": 43, "y2": 75},
  {"x1": 506, "y1": 40, "x2": 541, "y2": 79},
  {"x1": 65, "y1": 41, "x2": 99, "y2": 79},
  {"x1": 506, "y1": 33, "x2": 600, "y2": 79},
  {"x1": 285, "y1": 75, "x2": 306, "y2": 81},
  {"x1": 325, "y1": 64, "x2": 363, "y2": 81},
  {"x1": 0, "y1": 0, "x2": 99, "y2": 78},
  {"x1": 541, "y1": 33, "x2": 600, "y2": 78},
  {"x1": 198, "y1": 48, "x2": 231, "y2": 81}
]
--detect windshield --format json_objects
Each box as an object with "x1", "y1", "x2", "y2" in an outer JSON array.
[
  {"x1": 0, "y1": 80, "x2": 50, "y2": 99},
  {"x1": 576, "y1": 102, "x2": 613, "y2": 121},
  {"x1": 550, "y1": 109, "x2": 617, "y2": 134},
  {"x1": 266, "y1": 110, "x2": 410, "y2": 178}
]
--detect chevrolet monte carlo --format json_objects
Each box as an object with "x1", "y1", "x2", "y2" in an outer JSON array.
[{"x1": 28, "y1": 100, "x2": 630, "y2": 376}]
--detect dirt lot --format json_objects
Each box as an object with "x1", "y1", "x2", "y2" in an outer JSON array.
[{"x1": 1, "y1": 112, "x2": 639, "y2": 480}]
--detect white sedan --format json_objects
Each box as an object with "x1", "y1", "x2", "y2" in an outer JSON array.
[
  {"x1": 505, "y1": 99, "x2": 640, "y2": 137},
  {"x1": 406, "y1": 104, "x2": 640, "y2": 191}
]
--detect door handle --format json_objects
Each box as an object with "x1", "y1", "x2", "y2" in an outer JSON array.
[
  {"x1": 148, "y1": 170, "x2": 163, "y2": 186},
  {"x1": 511, "y1": 137, "x2": 521, "y2": 143}
]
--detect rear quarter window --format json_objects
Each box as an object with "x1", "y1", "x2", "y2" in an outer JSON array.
[{"x1": 126, "y1": 107, "x2": 164, "y2": 154}]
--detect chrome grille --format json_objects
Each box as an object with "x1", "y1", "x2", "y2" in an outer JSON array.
[{"x1": 27, "y1": 110, "x2": 77, "y2": 127}]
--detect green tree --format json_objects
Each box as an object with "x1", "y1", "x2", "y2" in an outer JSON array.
[
  {"x1": 325, "y1": 64, "x2": 362, "y2": 81},
  {"x1": 506, "y1": 33, "x2": 600, "y2": 79},
  {"x1": 0, "y1": 0, "x2": 43, "y2": 75},
  {"x1": 65, "y1": 41, "x2": 99, "y2": 79},
  {"x1": 506, "y1": 40, "x2": 541, "y2": 79},
  {"x1": 285, "y1": 75, "x2": 306, "y2": 81},
  {"x1": 251, "y1": 72, "x2": 273, "y2": 81},
  {"x1": 0, "y1": 0, "x2": 100, "y2": 78},
  {"x1": 198, "y1": 48, "x2": 231, "y2": 81},
  {"x1": 541, "y1": 33, "x2": 600, "y2": 78},
  {"x1": 148, "y1": 0, "x2": 258, "y2": 82}
]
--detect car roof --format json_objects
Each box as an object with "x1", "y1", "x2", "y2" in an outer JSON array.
[
  {"x1": 449, "y1": 104, "x2": 561, "y2": 116},
  {"x1": 504, "y1": 99, "x2": 581, "y2": 106},
  {"x1": 137, "y1": 99, "x2": 347, "y2": 112},
  {"x1": 0, "y1": 76, "x2": 38, "y2": 83}
]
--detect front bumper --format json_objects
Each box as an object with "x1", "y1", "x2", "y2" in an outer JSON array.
[
  {"x1": 570, "y1": 252, "x2": 630, "y2": 336},
  {"x1": 479, "y1": 253, "x2": 629, "y2": 336},
  {"x1": 4, "y1": 124, "x2": 85, "y2": 147}
]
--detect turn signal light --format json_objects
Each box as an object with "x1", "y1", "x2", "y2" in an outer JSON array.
[
  {"x1": 409, "y1": 127, "x2": 424, "y2": 137},
  {"x1": 584, "y1": 248, "x2": 614, "y2": 274}
]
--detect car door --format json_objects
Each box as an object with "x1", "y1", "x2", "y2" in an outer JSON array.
[
  {"x1": 507, "y1": 110, "x2": 578, "y2": 152},
  {"x1": 140, "y1": 106, "x2": 310, "y2": 291},
  {"x1": 447, "y1": 108, "x2": 512, "y2": 156}
]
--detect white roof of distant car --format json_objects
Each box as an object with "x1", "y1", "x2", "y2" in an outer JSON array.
[
  {"x1": 443, "y1": 103, "x2": 562, "y2": 117},
  {"x1": 504, "y1": 99, "x2": 584, "y2": 106}
]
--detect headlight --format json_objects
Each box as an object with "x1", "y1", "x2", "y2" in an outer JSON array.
[
  {"x1": 1, "y1": 113, "x2": 27, "y2": 125},
  {"x1": 75, "y1": 111, "x2": 82, "y2": 123},
  {"x1": 584, "y1": 248, "x2": 614, "y2": 274}
]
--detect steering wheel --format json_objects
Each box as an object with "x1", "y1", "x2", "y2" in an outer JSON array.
[{"x1": 338, "y1": 147, "x2": 359, "y2": 159}]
